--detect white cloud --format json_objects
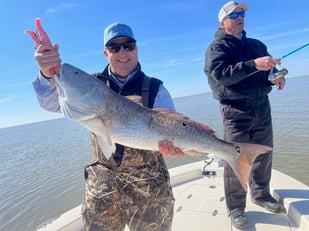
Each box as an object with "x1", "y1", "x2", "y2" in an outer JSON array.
[
  {"x1": 45, "y1": 3, "x2": 79, "y2": 15},
  {"x1": 258, "y1": 28, "x2": 309, "y2": 41},
  {"x1": 0, "y1": 97, "x2": 14, "y2": 104},
  {"x1": 46, "y1": 8, "x2": 58, "y2": 15}
]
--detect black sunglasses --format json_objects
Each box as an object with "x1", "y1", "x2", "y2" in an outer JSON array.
[
  {"x1": 106, "y1": 42, "x2": 136, "y2": 54},
  {"x1": 227, "y1": 11, "x2": 245, "y2": 20}
]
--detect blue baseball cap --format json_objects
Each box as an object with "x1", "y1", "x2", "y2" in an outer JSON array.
[{"x1": 104, "y1": 22, "x2": 136, "y2": 46}]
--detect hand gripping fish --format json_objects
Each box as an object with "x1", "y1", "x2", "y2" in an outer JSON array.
[{"x1": 25, "y1": 19, "x2": 272, "y2": 192}]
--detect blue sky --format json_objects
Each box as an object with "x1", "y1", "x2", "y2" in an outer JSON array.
[{"x1": 1, "y1": 0, "x2": 309, "y2": 128}]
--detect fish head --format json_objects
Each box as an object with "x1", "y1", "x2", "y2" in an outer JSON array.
[{"x1": 54, "y1": 63, "x2": 107, "y2": 121}]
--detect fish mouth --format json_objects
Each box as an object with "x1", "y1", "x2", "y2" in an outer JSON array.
[{"x1": 54, "y1": 76, "x2": 65, "y2": 99}]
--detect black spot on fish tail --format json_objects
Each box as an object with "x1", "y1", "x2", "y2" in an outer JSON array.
[{"x1": 229, "y1": 143, "x2": 272, "y2": 192}]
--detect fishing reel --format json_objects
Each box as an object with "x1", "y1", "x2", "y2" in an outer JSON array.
[{"x1": 269, "y1": 68, "x2": 288, "y2": 81}]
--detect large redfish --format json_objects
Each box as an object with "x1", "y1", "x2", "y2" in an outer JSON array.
[{"x1": 54, "y1": 63, "x2": 271, "y2": 191}]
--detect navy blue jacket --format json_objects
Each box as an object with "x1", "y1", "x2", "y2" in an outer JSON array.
[{"x1": 204, "y1": 28, "x2": 273, "y2": 103}]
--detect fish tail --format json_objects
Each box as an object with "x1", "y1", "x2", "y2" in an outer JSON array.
[{"x1": 229, "y1": 143, "x2": 272, "y2": 192}]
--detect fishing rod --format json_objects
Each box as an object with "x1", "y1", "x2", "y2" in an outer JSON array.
[
  {"x1": 271, "y1": 42, "x2": 309, "y2": 80},
  {"x1": 281, "y1": 42, "x2": 309, "y2": 59},
  {"x1": 248, "y1": 42, "x2": 309, "y2": 79}
]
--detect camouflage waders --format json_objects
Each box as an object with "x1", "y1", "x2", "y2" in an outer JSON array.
[{"x1": 82, "y1": 134, "x2": 175, "y2": 231}]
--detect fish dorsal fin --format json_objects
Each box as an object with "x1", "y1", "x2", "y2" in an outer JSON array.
[
  {"x1": 125, "y1": 95, "x2": 143, "y2": 106},
  {"x1": 153, "y1": 108, "x2": 217, "y2": 137},
  {"x1": 199, "y1": 123, "x2": 216, "y2": 136},
  {"x1": 152, "y1": 108, "x2": 175, "y2": 113}
]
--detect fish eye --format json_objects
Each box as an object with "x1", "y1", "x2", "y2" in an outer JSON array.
[
  {"x1": 182, "y1": 122, "x2": 187, "y2": 127},
  {"x1": 235, "y1": 146, "x2": 240, "y2": 153}
]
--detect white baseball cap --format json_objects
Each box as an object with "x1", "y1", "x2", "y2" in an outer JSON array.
[{"x1": 218, "y1": 1, "x2": 249, "y2": 22}]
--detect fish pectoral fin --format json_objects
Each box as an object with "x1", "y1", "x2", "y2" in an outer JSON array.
[
  {"x1": 88, "y1": 118, "x2": 116, "y2": 159},
  {"x1": 96, "y1": 135, "x2": 115, "y2": 159}
]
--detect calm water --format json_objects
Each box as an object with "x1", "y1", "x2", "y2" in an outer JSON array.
[{"x1": 1, "y1": 76, "x2": 308, "y2": 231}]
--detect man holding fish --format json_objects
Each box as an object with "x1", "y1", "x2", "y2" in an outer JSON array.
[{"x1": 30, "y1": 21, "x2": 181, "y2": 231}]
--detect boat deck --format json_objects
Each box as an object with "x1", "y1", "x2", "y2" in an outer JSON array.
[
  {"x1": 170, "y1": 161, "x2": 309, "y2": 230},
  {"x1": 37, "y1": 160, "x2": 309, "y2": 231}
]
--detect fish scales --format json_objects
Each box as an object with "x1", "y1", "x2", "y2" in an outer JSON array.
[{"x1": 54, "y1": 63, "x2": 272, "y2": 192}]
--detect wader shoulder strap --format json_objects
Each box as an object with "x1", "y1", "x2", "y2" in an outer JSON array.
[
  {"x1": 141, "y1": 76, "x2": 162, "y2": 108},
  {"x1": 141, "y1": 76, "x2": 151, "y2": 107}
]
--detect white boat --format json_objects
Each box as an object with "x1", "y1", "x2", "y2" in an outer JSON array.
[{"x1": 37, "y1": 160, "x2": 309, "y2": 231}]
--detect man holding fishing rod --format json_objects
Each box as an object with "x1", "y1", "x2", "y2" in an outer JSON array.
[{"x1": 204, "y1": 1, "x2": 287, "y2": 229}]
